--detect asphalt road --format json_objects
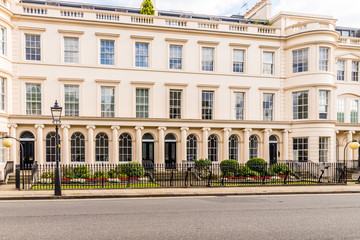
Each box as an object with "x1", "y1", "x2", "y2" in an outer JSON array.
[{"x1": 1, "y1": 194, "x2": 360, "y2": 240}]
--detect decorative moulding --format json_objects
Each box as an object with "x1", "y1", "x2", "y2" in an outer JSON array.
[
  {"x1": 197, "y1": 84, "x2": 220, "y2": 88},
  {"x1": 229, "y1": 43, "x2": 251, "y2": 48},
  {"x1": 165, "y1": 38, "x2": 188, "y2": 43},
  {"x1": 58, "y1": 29, "x2": 84, "y2": 35},
  {"x1": 229, "y1": 85, "x2": 251, "y2": 90},
  {"x1": 259, "y1": 45, "x2": 280, "y2": 49},
  {"x1": 18, "y1": 26, "x2": 46, "y2": 32},
  {"x1": 164, "y1": 83, "x2": 188, "y2": 87},
  {"x1": 95, "y1": 79, "x2": 121, "y2": 84},
  {"x1": 58, "y1": 78, "x2": 85, "y2": 82},
  {"x1": 19, "y1": 76, "x2": 46, "y2": 81},
  {"x1": 197, "y1": 40, "x2": 220, "y2": 45},
  {"x1": 95, "y1": 32, "x2": 120, "y2": 38},
  {"x1": 131, "y1": 81, "x2": 155, "y2": 85},
  {"x1": 130, "y1": 35, "x2": 154, "y2": 40}
]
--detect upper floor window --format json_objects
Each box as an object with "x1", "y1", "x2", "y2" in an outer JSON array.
[
  {"x1": 337, "y1": 98, "x2": 345, "y2": 123},
  {"x1": 136, "y1": 88, "x2": 149, "y2": 118},
  {"x1": 293, "y1": 49, "x2": 308, "y2": 73},
  {"x1": 292, "y1": 91, "x2": 308, "y2": 120},
  {"x1": 25, "y1": 34, "x2": 41, "y2": 61},
  {"x1": 100, "y1": 40, "x2": 114, "y2": 65},
  {"x1": 135, "y1": 43, "x2": 149, "y2": 68},
  {"x1": 169, "y1": 45, "x2": 182, "y2": 70},
  {"x1": 263, "y1": 93, "x2": 274, "y2": 121},
  {"x1": 234, "y1": 92, "x2": 244, "y2": 120},
  {"x1": 202, "y1": 47, "x2": 214, "y2": 71},
  {"x1": 350, "y1": 99, "x2": 359, "y2": 123},
  {"x1": 64, "y1": 85, "x2": 79, "y2": 116},
  {"x1": 337, "y1": 60, "x2": 345, "y2": 81},
  {"x1": 202, "y1": 91, "x2": 213, "y2": 120},
  {"x1": 233, "y1": 50, "x2": 244, "y2": 73},
  {"x1": 169, "y1": 89, "x2": 182, "y2": 119},
  {"x1": 0, "y1": 78, "x2": 5, "y2": 112},
  {"x1": 26, "y1": 84, "x2": 41, "y2": 115},
  {"x1": 101, "y1": 86, "x2": 115, "y2": 117},
  {"x1": 0, "y1": 27, "x2": 5, "y2": 55},
  {"x1": 64, "y1": 37, "x2": 79, "y2": 63},
  {"x1": 352, "y1": 61, "x2": 359, "y2": 82},
  {"x1": 263, "y1": 52, "x2": 274, "y2": 75},
  {"x1": 293, "y1": 138, "x2": 308, "y2": 162},
  {"x1": 319, "y1": 90, "x2": 329, "y2": 120},
  {"x1": 319, "y1": 48, "x2": 329, "y2": 71}
]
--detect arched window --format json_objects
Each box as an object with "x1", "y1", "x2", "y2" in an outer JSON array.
[
  {"x1": 95, "y1": 133, "x2": 109, "y2": 162},
  {"x1": 187, "y1": 134, "x2": 198, "y2": 161},
  {"x1": 119, "y1": 133, "x2": 132, "y2": 162},
  {"x1": 142, "y1": 133, "x2": 154, "y2": 141},
  {"x1": 165, "y1": 133, "x2": 176, "y2": 141},
  {"x1": 46, "y1": 132, "x2": 61, "y2": 162},
  {"x1": 71, "y1": 132, "x2": 85, "y2": 163},
  {"x1": 20, "y1": 131, "x2": 35, "y2": 139},
  {"x1": 208, "y1": 134, "x2": 218, "y2": 162},
  {"x1": 229, "y1": 135, "x2": 239, "y2": 161},
  {"x1": 249, "y1": 135, "x2": 258, "y2": 159}
]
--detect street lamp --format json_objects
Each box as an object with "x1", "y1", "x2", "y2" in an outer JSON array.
[
  {"x1": 343, "y1": 140, "x2": 360, "y2": 183},
  {"x1": 51, "y1": 100, "x2": 62, "y2": 196}
]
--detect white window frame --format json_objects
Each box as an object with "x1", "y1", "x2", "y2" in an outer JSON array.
[
  {"x1": 337, "y1": 98, "x2": 345, "y2": 123},
  {"x1": 337, "y1": 60, "x2": 345, "y2": 81},
  {"x1": 233, "y1": 49, "x2": 245, "y2": 73},
  {"x1": 169, "y1": 89, "x2": 182, "y2": 119},
  {"x1": 63, "y1": 37, "x2": 79, "y2": 64},
  {"x1": 229, "y1": 134, "x2": 239, "y2": 161},
  {"x1": 249, "y1": 135, "x2": 258, "y2": 159},
  {"x1": 70, "y1": 132, "x2": 86, "y2": 163},
  {"x1": 201, "y1": 90, "x2": 214, "y2": 120},
  {"x1": 186, "y1": 134, "x2": 198, "y2": 161},
  {"x1": 0, "y1": 77, "x2": 6, "y2": 112},
  {"x1": 0, "y1": 27, "x2": 6, "y2": 56},
  {"x1": 25, "y1": 34, "x2": 41, "y2": 61},
  {"x1": 201, "y1": 47, "x2": 215, "y2": 72},
  {"x1": 263, "y1": 52, "x2": 274, "y2": 75},
  {"x1": 352, "y1": 61, "x2": 359, "y2": 82},
  {"x1": 350, "y1": 99, "x2": 359, "y2": 123},
  {"x1": 136, "y1": 88, "x2": 149, "y2": 118},
  {"x1": 119, "y1": 133, "x2": 133, "y2": 162},
  {"x1": 319, "y1": 137, "x2": 329, "y2": 163},
  {"x1": 169, "y1": 45, "x2": 183, "y2": 70},
  {"x1": 208, "y1": 134, "x2": 219, "y2": 162},
  {"x1": 135, "y1": 42, "x2": 150, "y2": 68},
  {"x1": 292, "y1": 48, "x2": 309, "y2": 74},
  {"x1": 101, "y1": 86, "x2": 115, "y2": 118},
  {"x1": 25, "y1": 83, "x2": 42, "y2": 115},
  {"x1": 263, "y1": 93, "x2": 274, "y2": 121},
  {"x1": 233, "y1": 92, "x2": 245, "y2": 120},
  {"x1": 100, "y1": 39, "x2": 115, "y2": 66},
  {"x1": 319, "y1": 90, "x2": 329, "y2": 120},
  {"x1": 293, "y1": 137, "x2": 308, "y2": 162},
  {"x1": 64, "y1": 85, "x2": 79, "y2": 117},
  {"x1": 292, "y1": 91, "x2": 309, "y2": 120},
  {"x1": 319, "y1": 47, "x2": 329, "y2": 71},
  {"x1": 95, "y1": 132, "x2": 109, "y2": 162}
]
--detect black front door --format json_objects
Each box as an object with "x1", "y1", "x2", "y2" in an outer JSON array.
[
  {"x1": 142, "y1": 142, "x2": 154, "y2": 166},
  {"x1": 165, "y1": 142, "x2": 176, "y2": 169},
  {"x1": 269, "y1": 143, "x2": 277, "y2": 165},
  {"x1": 20, "y1": 141, "x2": 35, "y2": 169}
]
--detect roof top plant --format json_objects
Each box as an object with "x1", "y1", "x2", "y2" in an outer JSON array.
[{"x1": 140, "y1": 0, "x2": 155, "y2": 15}]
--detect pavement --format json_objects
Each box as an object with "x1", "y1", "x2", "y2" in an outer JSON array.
[{"x1": 1, "y1": 183, "x2": 360, "y2": 200}]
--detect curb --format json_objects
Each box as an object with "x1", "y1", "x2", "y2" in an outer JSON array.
[{"x1": 1, "y1": 190, "x2": 360, "y2": 201}]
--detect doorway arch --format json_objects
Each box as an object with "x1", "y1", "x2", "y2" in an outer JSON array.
[
  {"x1": 20, "y1": 131, "x2": 35, "y2": 169},
  {"x1": 142, "y1": 133, "x2": 154, "y2": 166},
  {"x1": 165, "y1": 133, "x2": 177, "y2": 168},
  {"x1": 269, "y1": 135, "x2": 278, "y2": 164}
]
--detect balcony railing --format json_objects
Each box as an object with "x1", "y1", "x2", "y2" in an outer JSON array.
[
  {"x1": 16, "y1": 3, "x2": 281, "y2": 36},
  {"x1": 338, "y1": 37, "x2": 360, "y2": 46}
]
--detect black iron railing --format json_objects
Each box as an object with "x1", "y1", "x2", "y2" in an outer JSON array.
[
  {"x1": 15, "y1": 162, "x2": 345, "y2": 190},
  {"x1": 2, "y1": 161, "x2": 14, "y2": 184}
]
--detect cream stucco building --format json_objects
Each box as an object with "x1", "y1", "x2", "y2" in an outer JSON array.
[{"x1": 1, "y1": 0, "x2": 360, "y2": 177}]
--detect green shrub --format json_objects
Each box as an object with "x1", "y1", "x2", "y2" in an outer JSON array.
[
  {"x1": 269, "y1": 164, "x2": 294, "y2": 175},
  {"x1": 41, "y1": 172, "x2": 54, "y2": 178},
  {"x1": 108, "y1": 169, "x2": 117, "y2": 178},
  {"x1": 194, "y1": 159, "x2": 212, "y2": 170},
  {"x1": 246, "y1": 158, "x2": 267, "y2": 175},
  {"x1": 237, "y1": 166, "x2": 260, "y2": 177},
  {"x1": 220, "y1": 160, "x2": 239, "y2": 176},
  {"x1": 117, "y1": 173, "x2": 128, "y2": 179},
  {"x1": 81, "y1": 173, "x2": 94, "y2": 179},
  {"x1": 94, "y1": 171, "x2": 110, "y2": 179},
  {"x1": 73, "y1": 166, "x2": 89, "y2": 178},
  {"x1": 121, "y1": 162, "x2": 145, "y2": 178}
]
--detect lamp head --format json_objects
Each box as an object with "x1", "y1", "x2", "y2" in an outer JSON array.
[
  {"x1": 2, "y1": 137, "x2": 12, "y2": 148},
  {"x1": 51, "y1": 100, "x2": 62, "y2": 125},
  {"x1": 349, "y1": 141, "x2": 360, "y2": 150}
]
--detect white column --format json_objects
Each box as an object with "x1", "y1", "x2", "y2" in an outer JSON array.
[
  {"x1": 243, "y1": 128, "x2": 252, "y2": 163},
  {"x1": 346, "y1": 131, "x2": 355, "y2": 160},
  {"x1": 202, "y1": 128, "x2": 210, "y2": 159},
  {"x1": 223, "y1": 128, "x2": 231, "y2": 161},
  {"x1": 282, "y1": 130, "x2": 289, "y2": 161},
  {"x1": 111, "y1": 126, "x2": 120, "y2": 164},
  {"x1": 158, "y1": 127, "x2": 166, "y2": 165},
  {"x1": 35, "y1": 124, "x2": 44, "y2": 165},
  {"x1": 263, "y1": 129, "x2": 272, "y2": 162},
  {"x1": 86, "y1": 125, "x2": 96, "y2": 164},
  {"x1": 8, "y1": 124, "x2": 17, "y2": 164},
  {"x1": 180, "y1": 127, "x2": 189, "y2": 163},
  {"x1": 135, "y1": 126, "x2": 143, "y2": 163},
  {"x1": 61, "y1": 125, "x2": 70, "y2": 164}
]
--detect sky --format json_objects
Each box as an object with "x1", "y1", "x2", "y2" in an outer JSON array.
[{"x1": 62, "y1": 0, "x2": 360, "y2": 27}]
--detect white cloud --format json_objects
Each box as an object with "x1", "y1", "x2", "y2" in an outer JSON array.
[{"x1": 60, "y1": 0, "x2": 360, "y2": 27}]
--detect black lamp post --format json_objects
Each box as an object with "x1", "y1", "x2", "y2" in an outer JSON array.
[
  {"x1": 51, "y1": 100, "x2": 62, "y2": 196},
  {"x1": 343, "y1": 140, "x2": 360, "y2": 184}
]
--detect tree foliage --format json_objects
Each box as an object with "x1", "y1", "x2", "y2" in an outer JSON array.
[{"x1": 140, "y1": 0, "x2": 155, "y2": 15}]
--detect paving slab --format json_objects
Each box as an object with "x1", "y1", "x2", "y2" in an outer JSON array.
[{"x1": 1, "y1": 183, "x2": 360, "y2": 200}]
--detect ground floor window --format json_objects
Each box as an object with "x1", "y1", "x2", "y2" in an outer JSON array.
[
  {"x1": 0, "y1": 132, "x2": 6, "y2": 163},
  {"x1": 95, "y1": 133, "x2": 109, "y2": 162},
  {"x1": 71, "y1": 132, "x2": 85, "y2": 162},
  {"x1": 249, "y1": 135, "x2": 258, "y2": 159},
  {"x1": 208, "y1": 134, "x2": 218, "y2": 162},
  {"x1": 319, "y1": 137, "x2": 329, "y2": 162},
  {"x1": 229, "y1": 135, "x2": 239, "y2": 160},
  {"x1": 187, "y1": 134, "x2": 197, "y2": 161},
  {"x1": 119, "y1": 133, "x2": 132, "y2": 162},
  {"x1": 46, "y1": 132, "x2": 60, "y2": 162},
  {"x1": 293, "y1": 138, "x2": 308, "y2": 162}
]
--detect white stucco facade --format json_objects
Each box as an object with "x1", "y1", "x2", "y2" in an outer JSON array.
[{"x1": 0, "y1": 0, "x2": 360, "y2": 174}]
